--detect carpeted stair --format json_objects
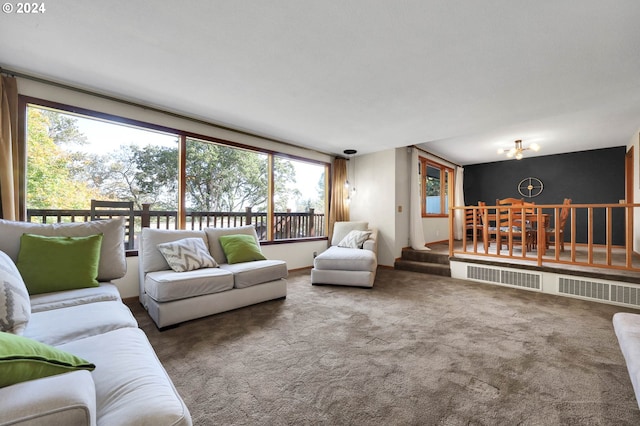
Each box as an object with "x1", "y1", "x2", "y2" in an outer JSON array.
[{"x1": 394, "y1": 247, "x2": 451, "y2": 276}]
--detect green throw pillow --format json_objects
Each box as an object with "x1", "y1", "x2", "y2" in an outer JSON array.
[
  {"x1": 17, "y1": 233, "x2": 103, "y2": 295},
  {"x1": 0, "y1": 331, "x2": 95, "y2": 388},
  {"x1": 218, "y1": 234, "x2": 266, "y2": 264}
]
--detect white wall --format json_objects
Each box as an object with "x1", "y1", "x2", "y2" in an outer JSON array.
[
  {"x1": 349, "y1": 150, "x2": 397, "y2": 266},
  {"x1": 348, "y1": 147, "x2": 459, "y2": 267},
  {"x1": 394, "y1": 147, "x2": 410, "y2": 254}
]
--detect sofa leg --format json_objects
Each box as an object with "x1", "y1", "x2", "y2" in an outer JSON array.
[{"x1": 157, "y1": 323, "x2": 180, "y2": 332}]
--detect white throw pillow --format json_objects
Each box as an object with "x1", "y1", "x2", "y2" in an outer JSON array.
[
  {"x1": 331, "y1": 221, "x2": 368, "y2": 246},
  {"x1": 156, "y1": 238, "x2": 218, "y2": 272},
  {"x1": 0, "y1": 250, "x2": 31, "y2": 335},
  {"x1": 337, "y1": 230, "x2": 371, "y2": 249}
]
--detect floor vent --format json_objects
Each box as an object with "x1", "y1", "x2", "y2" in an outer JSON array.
[
  {"x1": 467, "y1": 266, "x2": 541, "y2": 290},
  {"x1": 501, "y1": 270, "x2": 541, "y2": 290},
  {"x1": 467, "y1": 265, "x2": 501, "y2": 283},
  {"x1": 611, "y1": 284, "x2": 640, "y2": 307},
  {"x1": 558, "y1": 277, "x2": 609, "y2": 301}
]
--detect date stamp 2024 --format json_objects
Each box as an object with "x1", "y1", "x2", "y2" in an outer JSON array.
[{"x1": 2, "y1": 2, "x2": 46, "y2": 14}]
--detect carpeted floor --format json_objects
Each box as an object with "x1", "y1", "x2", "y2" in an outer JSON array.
[{"x1": 127, "y1": 268, "x2": 640, "y2": 425}]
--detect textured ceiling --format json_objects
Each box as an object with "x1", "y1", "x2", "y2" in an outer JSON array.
[{"x1": 1, "y1": 1, "x2": 639, "y2": 164}]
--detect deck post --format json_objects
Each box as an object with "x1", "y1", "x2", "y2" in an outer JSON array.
[{"x1": 141, "y1": 203, "x2": 151, "y2": 228}]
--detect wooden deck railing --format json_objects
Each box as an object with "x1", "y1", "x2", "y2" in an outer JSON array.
[
  {"x1": 450, "y1": 203, "x2": 640, "y2": 272},
  {"x1": 27, "y1": 206, "x2": 325, "y2": 247}
]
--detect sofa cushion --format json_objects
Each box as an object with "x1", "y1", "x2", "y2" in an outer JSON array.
[
  {"x1": 219, "y1": 234, "x2": 266, "y2": 264},
  {"x1": 145, "y1": 268, "x2": 234, "y2": 302},
  {"x1": 0, "y1": 370, "x2": 96, "y2": 425},
  {"x1": 141, "y1": 228, "x2": 209, "y2": 273},
  {"x1": 204, "y1": 225, "x2": 261, "y2": 265},
  {"x1": 331, "y1": 221, "x2": 368, "y2": 246},
  {"x1": 24, "y1": 301, "x2": 138, "y2": 346},
  {"x1": 0, "y1": 251, "x2": 30, "y2": 335},
  {"x1": 17, "y1": 234, "x2": 103, "y2": 295},
  {"x1": 0, "y1": 218, "x2": 126, "y2": 281},
  {"x1": 313, "y1": 246, "x2": 377, "y2": 272},
  {"x1": 0, "y1": 331, "x2": 95, "y2": 388},
  {"x1": 219, "y1": 259, "x2": 288, "y2": 289},
  {"x1": 157, "y1": 237, "x2": 218, "y2": 272},
  {"x1": 30, "y1": 283, "x2": 121, "y2": 313},
  {"x1": 337, "y1": 230, "x2": 371, "y2": 249},
  {"x1": 58, "y1": 327, "x2": 191, "y2": 426}
]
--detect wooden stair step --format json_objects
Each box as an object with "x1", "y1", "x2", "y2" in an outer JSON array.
[
  {"x1": 400, "y1": 248, "x2": 450, "y2": 265},
  {"x1": 394, "y1": 259, "x2": 451, "y2": 277}
]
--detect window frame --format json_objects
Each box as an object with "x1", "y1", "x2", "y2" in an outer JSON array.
[
  {"x1": 18, "y1": 96, "x2": 330, "y2": 246},
  {"x1": 419, "y1": 156, "x2": 454, "y2": 218}
]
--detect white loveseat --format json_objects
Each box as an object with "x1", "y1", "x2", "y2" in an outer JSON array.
[
  {"x1": 0, "y1": 218, "x2": 191, "y2": 426},
  {"x1": 311, "y1": 221, "x2": 378, "y2": 288},
  {"x1": 613, "y1": 312, "x2": 640, "y2": 409},
  {"x1": 139, "y1": 225, "x2": 288, "y2": 329}
]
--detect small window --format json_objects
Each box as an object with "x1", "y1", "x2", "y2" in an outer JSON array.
[{"x1": 420, "y1": 157, "x2": 453, "y2": 217}]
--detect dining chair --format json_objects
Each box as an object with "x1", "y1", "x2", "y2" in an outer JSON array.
[
  {"x1": 523, "y1": 201, "x2": 537, "y2": 249},
  {"x1": 465, "y1": 203, "x2": 484, "y2": 241},
  {"x1": 494, "y1": 198, "x2": 532, "y2": 253},
  {"x1": 546, "y1": 198, "x2": 572, "y2": 252}
]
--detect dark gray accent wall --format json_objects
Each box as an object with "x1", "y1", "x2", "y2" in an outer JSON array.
[{"x1": 463, "y1": 146, "x2": 626, "y2": 245}]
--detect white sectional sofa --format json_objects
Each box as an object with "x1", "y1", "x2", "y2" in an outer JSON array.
[
  {"x1": 0, "y1": 218, "x2": 191, "y2": 426},
  {"x1": 139, "y1": 225, "x2": 288, "y2": 329},
  {"x1": 613, "y1": 312, "x2": 640, "y2": 409},
  {"x1": 311, "y1": 221, "x2": 378, "y2": 288}
]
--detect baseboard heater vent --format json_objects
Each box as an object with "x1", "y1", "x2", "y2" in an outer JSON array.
[
  {"x1": 467, "y1": 265, "x2": 501, "y2": 283},
  {"x1": 558, "y1": 278, "x2": 609, "y2": 301},
  {"x1": 467, "y1": 266, "x2": 541, "y2": 291},
  {"x1": 611, "y1": 284, "x2": 640, "y2": 306}
]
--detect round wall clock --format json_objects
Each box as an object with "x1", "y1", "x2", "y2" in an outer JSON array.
[{"x1": 517, "y1": 177, "x2": 544, "y2": 198}]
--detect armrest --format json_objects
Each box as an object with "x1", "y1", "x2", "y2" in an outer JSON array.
[
  {"x1": 0, "y1": 370, "x2": 96, "y2": 426},
  {"x1": 363, "y1": 228, "x2": 378, "y2": 254}
]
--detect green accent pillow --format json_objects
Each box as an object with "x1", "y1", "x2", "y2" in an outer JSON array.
[
  {"x1": 16, "y1": 233, "x2": 103, "y2": 295},
  {"x1": 0, "y1": 331, "x2": 95, "y2": 388},
  {"x1": 218, "y1": 234, "x2": 266, "y2": 264}
]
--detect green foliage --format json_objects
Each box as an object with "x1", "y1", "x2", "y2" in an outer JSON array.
[
  {"x1": 132, "y1": 145, "x2": 178, "y2": 209},
  {"x1": 27, "y1": 108, "x2": 324, "y2": 216},
  {"x1": 426, "y1": 176, "x2": 441, "y2": 196},
  {"x1": 186, "y1": 141, "x2": 269, "y2": 212},
  {"x1": 41, "y1": 110, "x2": 88, "y2": 146},
  {"x1": 26, "y1": 109, "x2": 100, "y2": 209},
  {"x1": 273, "y1": 157, "x2": 301, "y2": 211}
]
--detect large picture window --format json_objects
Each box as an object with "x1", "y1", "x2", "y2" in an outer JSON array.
[
  {"x1": 22, "y1": 98, "x2": 328, "y2": 248},
  {"x1": 420, "y1": 157, "x2": 453, "y2": 217}
]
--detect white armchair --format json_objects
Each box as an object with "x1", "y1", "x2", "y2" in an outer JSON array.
[{"x1": 311, "y1": 221, "x2": 378, "y2": 288}]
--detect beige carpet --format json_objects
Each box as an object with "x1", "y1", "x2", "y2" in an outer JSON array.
[{"x1": 127, "y1": 268, "x2": 640, "y2": 425}]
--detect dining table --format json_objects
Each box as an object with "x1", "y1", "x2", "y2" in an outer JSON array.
[{"x1": 482, "y1": 212, "x2": 550, "y2": 255}]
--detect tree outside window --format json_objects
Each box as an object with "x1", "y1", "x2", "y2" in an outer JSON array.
[{"x1": 24, "y1": 102, "x2": 327, "y2": 242}]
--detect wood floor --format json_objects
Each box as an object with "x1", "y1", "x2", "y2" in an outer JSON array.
[{"x1": 427, "y1": 240, "x2": 640, "y2": 285}]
